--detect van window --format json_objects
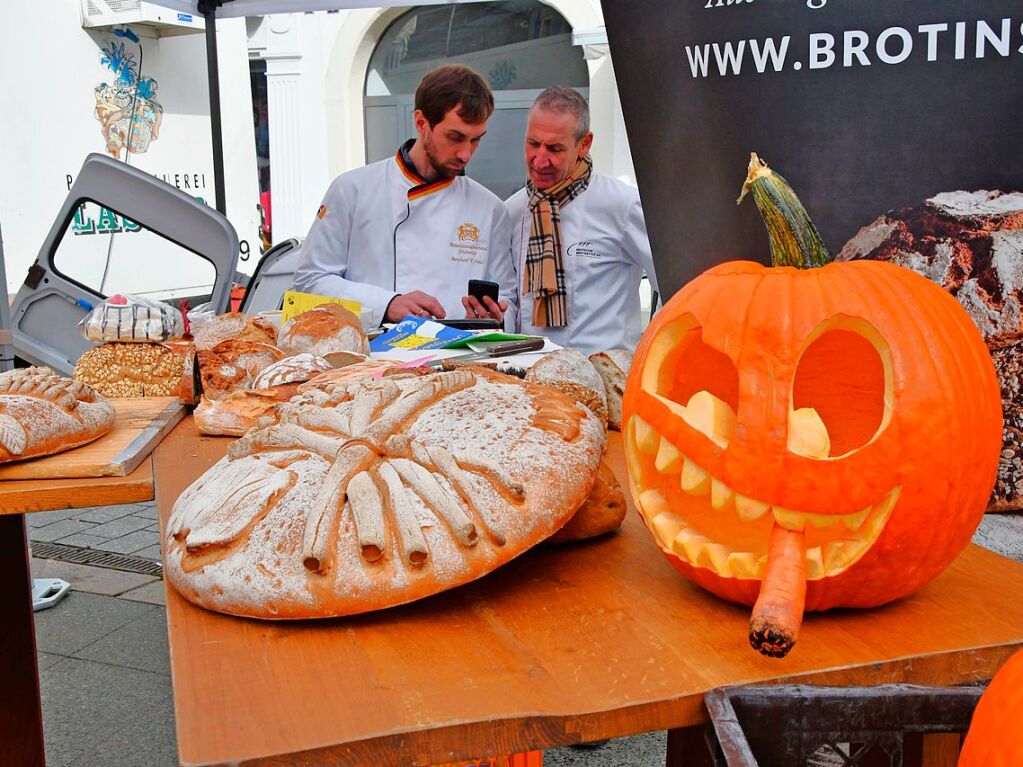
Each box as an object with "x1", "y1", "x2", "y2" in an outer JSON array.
[{"x1": 53, "y1": 200, "x2": 217, "y2": 302}]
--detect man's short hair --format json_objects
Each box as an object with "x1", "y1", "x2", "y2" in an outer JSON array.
[
  {"x1": 415, "y1": 65, "x2": 495, "y2": 127},
  {"x1": 531, "y1": 87, "x2": 590, "y2": 141}
]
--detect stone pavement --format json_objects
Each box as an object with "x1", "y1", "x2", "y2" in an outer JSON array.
[{"x1": 28, "y1": 509, "x2": 1023, "y2": 766}]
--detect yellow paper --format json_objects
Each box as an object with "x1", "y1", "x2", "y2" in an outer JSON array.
[{"x1": 280, "y1": 290, "x2": 362, "y2": 324}]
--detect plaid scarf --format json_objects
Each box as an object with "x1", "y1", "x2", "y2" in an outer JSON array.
[{"x1": 523, "y1": 156, "x2": 593, "y2": 327}]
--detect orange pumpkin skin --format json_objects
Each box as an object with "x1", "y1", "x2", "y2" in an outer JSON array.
[
  {"x1": 959, "y1": 650, "x2": 1023, "y2": 767},
  {"x1": 623, "y1": 259, "x2": 1002, "y2": 611}
]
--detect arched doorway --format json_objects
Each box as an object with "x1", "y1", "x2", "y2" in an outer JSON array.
[{"x1": 363, "y1": 1, "x2": 589, "y2": 200}]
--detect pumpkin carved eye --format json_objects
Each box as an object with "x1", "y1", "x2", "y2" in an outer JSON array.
[{"x1": 790, "y1": 322, "x2": 892, "y2": 458}]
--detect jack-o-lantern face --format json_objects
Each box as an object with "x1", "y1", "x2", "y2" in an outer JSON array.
[{"x1": 624, "y1": 258, "x2": 1002, "y2": 619}]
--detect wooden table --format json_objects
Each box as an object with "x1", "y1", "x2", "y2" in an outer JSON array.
[
  {"x1": 156, "y1": 416, "x2": 1023, "y2": 767},
  {"x1": 0, "y1": 458, "x2": 156, "y2": 767}
]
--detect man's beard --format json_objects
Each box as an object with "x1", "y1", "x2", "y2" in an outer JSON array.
[{"x1": 423, "y1": 133, "x2": 464, "y2": 179}]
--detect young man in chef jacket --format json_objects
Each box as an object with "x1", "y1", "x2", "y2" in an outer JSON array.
[
  {"x1": 480, "y1": 87, "x2": 658, "y2": 355},
  {"x1": 294, "y1": 65, "x2": 514, "y2": 325}
]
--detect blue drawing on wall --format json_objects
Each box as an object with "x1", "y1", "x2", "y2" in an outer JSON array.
[
  {"x1": 94, "y1": 28, "x2": 163, "y2": 157},
  {"x1": 488, "y1": 61, "x2": 518, "y2": 90}
]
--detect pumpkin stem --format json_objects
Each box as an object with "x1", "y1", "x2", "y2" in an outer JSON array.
[
  {"x1": 749, "y1": 523, "x2": 807, "y2": 658},
  {"x1": 737, "y1": 153, "x2": 831, "y2": 269}
]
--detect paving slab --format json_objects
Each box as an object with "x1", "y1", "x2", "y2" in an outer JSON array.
[
  {"x1": 75, "y1": 503, "x2": 151, "y2": 524},
  {"x1": 25, "y1": 508, "x2": 79, "y2": 528},
  {"x1": 53, "y1": 532, "x2": 114, "y2": 549},
  {"x1": 33, "y1": 591, "x2": 155, "y2": 657},
  {"x1": 29, "y1": 519, "x2": 97, "y2": 543},
  {"x1": 37, "y1": 652, "x2": 65, "y2": 672},
  {"x1": 73, "y1": 607, "x2": 171, "y2": 675},
  {"x1": 30, "y1": 557, "x2": 157, "y2": 597},
  {"x1": 92, "y1": 529, "x2": 162, "y2": 555},
  {"x1": 547, "y1": 732, "x2": 666, "y2": 766},
  {"x1": 87, "y1": 515, "x2": 153, "y2": 538},
  {"x1": 39, "y1": 655, "x2": 177, "y2": 767},
  {"x1": 133, "y1": 543, "x2": 165, "y2": 562},
  {"x1": 120, "y1": 579, "x2": 167, "y2": 606}
]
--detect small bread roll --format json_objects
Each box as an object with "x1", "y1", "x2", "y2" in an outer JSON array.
[
  {"x1": 588, "y1": 349, "x2": 633, "y2": 431},
  {"x1": 278, "y1": 304, "x2": 369, "y2": 357},
  {"x1": 546, "y1": 462, "x2": 626, "y2": 543},
  {"x1": 525, "y1": 349, "x2": 608, "y2": 428}
]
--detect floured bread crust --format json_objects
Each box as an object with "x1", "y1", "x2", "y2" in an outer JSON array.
[
  {"x1": 193, "y1": 313, "x2": 278, "y2": 350},
  {"x1": 197, "y1": 341, "x2": 285, "y2": 400},
  {"x1": 165, "y1": 370, "x2": 605, "y2": 619},
  {"x1": 278, "y1": 304, "x2": 369, "y2": 357},
  {"x1": 0, "y1": 367, "x2": 116, "y2": 463}
]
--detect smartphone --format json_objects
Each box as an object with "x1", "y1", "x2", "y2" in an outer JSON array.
[{"x1": 467, "y1": 279, "x2": 500, "y2": 306}]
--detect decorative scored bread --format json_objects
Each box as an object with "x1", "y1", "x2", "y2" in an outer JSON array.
[
  {"x1": 165, "y1": 370, "x2": 606, "y2": 619},
  {"x1": 0, "y1": 367, "x2": 116, "y2": 463},
  {"x1": 588, "y1": 349, "x2": 633, "y2": 431},
  {"x1": 278, "y1": 303, "x2": 369, "y2": 357},
  {"x1": 192, "y1": 313, "x2": 278, "y2": 351},
  {"x1": 525, "y1": 349, "x2": 609, "y2": 428},
  {"x1": 252, "y1": 353, "x2": 332, "y2": 392}
]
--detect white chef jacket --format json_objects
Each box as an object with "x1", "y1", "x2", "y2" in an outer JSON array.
[
  {"x1": 506, "y1": 172, "x2": 658, "y2": 355},
  {"x1": 293, "y1": 148, "x2": 515, "y2": 324}
]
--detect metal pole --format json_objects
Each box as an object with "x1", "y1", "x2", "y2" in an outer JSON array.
[
  {"x1": 0, "y1": 219, "x2": 15, "y2": 372},
  {"x1": 201, "y1": 1, "x2": 228, "y2": 215}
]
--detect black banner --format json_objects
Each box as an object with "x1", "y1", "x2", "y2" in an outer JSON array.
[{"x1": 602, "y1": 0, "x2": 1023, "y2": 297}]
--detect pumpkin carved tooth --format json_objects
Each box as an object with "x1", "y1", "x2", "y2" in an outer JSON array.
[
  {"x1": 840, "y1": 506, "x2": 871, "y2": 531},
  {"x1": 727, "y1": 551, "x2": 759, "y2": 578},
  {"x1": 680, "y1": 457, "x2": 710, "y2": 494},
  {"x1": 805, "y1": 547, "x2": 825, "y2": 579},
  {"x1": 650, "y1": 510, "x2": 686, "y2": 549},
  {"x1": 735, "y1": 493, "x2": 770, "y2": 521},
  {"x1": 654, "y1": 437, "x2": 683, "y2": 474},
  {"x1": 633, "y1": 416, "x2": 660, "y2": 455},
  {"x1": 681, "y1": 390, "x2": 736, "y2": 448},
  {"x1": 639, "y1": 489, "x2": 671, "y2": 517},
  {"x1": 806, "y1": 513, "x2": 838, "y2": 529},
  {"x1": 698, "y1": 542, "x2": 733, "y2": 574},
  {"x1": 822, "y1": 539, "x2": 860, "y2": 572},
  {"x1": 772, "y1": 508, "x2": 806, "y2": 531},
  {"x1": 710, "y1": 477, "x2": 735, "y2": 511},
  {"x1": 673, "y1": 528, "x2": 708, "y2": 562},
  {"x1": 787, "y1": 407, "x2": 831, "y2": 459}
]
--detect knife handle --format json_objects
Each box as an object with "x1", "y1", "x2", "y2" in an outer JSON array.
[{"x1": 485, "y1": 338, "x2": 546, "y2": 357}]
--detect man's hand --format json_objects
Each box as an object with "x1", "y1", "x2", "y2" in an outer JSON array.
[
  {"x1": 385, "y1": 291, "x2": 446, "y2": 323},
  {"x1": 462, "y1": 295, "x2": 508, "y2": 324}
]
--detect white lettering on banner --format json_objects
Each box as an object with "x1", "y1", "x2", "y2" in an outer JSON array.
[
  {"x1": 704, "y1": 0, "x2": 827, "y2": 9},
  {"x1": 682, "y1": 17, "x2": 1023, "y2": 78}
]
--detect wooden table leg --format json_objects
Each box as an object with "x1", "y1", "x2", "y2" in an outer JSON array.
[
  {"x1": 666, "y1": 726, "x2": 718, "y2": 767},
  {"x1": 0, "y1": 514, "x2": 46, "y2": 767}
]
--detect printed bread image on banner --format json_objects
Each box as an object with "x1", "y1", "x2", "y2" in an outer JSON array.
[{"x1": 602, "y1": 0, "x2": 1023, "y2": 510}]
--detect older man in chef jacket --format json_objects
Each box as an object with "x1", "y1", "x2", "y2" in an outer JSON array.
[{"x1": 481, "y1": 87, "x2": 658, "y2": 355}]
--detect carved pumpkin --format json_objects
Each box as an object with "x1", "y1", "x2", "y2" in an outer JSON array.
[
  {"x1": 622, "y1": 155, "x2": 1002, "y2": 657},
  {"x1": 959, "y1": 650, "x2": 1023, "y2": 766}
]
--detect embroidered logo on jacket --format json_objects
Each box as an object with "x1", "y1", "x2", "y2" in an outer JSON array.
[
  {"x1": 317, "y1": 205, "x2": 327, "y2": 220},
  {"x1": 457, "y1": 223, "x2": 480, "y2": 242}
]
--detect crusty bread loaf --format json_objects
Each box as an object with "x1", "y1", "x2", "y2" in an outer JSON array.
[
  {"x1": 321, "y1": 350, "x2": 368, "y2": 369},
  {"x1": 251, "y1": 354, "x2": 332, "y2": 398},
  {"x1": 0, "y1": 367, "x2": 116, "y2": 463},
  {"x1": 194, "y1": 391, "x2": 282, "y2": 437},
  {"x1": 197, "y1": 340, "x2": 285, "y2": 400},
  {"x1": 546, "y1": 461, "x2": 626, "y2": 544},
  {"x1": 525, "y1": 349, "x2": 608, "y2": 428},
  {"x1": 588, "y1": 350, "x2": 633, "y2": 432},
  {"x1": 278, "y1": 304, "x2": 369, "y2": 357},
  {"x1": 837, "y1": 190, "x2": 1023, "y2": 511},
  {"x1": 297, "y1": 359, "x2": 401, "y2": 393},
  {"x1": 165, "y1": 370, "x2": 606, "y2": 619},
  {"x1": 192, "y1": 312, "x2": 278, "y2": 350},
  {"x1": 73, "y1": 342, "x2": 184, "y2": 398}
]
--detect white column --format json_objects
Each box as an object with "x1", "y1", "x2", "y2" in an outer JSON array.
[{"x1": 264, "y1": 14, "x2": 305, "y2": 244}]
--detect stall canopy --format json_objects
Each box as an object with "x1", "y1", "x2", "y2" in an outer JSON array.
[{"x1": 146, "y1": 0, "x2": 488, "y2": 213}]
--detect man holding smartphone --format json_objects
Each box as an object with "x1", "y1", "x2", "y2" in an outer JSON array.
[
  {"x1": 501, "y1": 87, "x2": 658, "y2": 354},
  {"x1": 294, "y1": 65, "x2": 514, "y2": 325}
]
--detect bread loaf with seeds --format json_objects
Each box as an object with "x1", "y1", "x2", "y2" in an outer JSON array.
[{"x1": 0, "y1": 367, "x2": 116, "y2": 463}]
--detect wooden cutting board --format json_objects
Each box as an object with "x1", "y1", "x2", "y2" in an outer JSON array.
[{"x1": 0, "y1": 397, "x2": 186, "y2": 480}]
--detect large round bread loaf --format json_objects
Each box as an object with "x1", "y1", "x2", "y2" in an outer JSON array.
[
  {"x1": 0, "y1": 367, "x2": 116, "y2": 463},
  {"x1": 166, "y1": 369, "x2": 605, "y2": 619}
]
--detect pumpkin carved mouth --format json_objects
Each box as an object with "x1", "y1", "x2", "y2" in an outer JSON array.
[{"x1": 626, "y1": 412, "x2": 901, "y2": 580}]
